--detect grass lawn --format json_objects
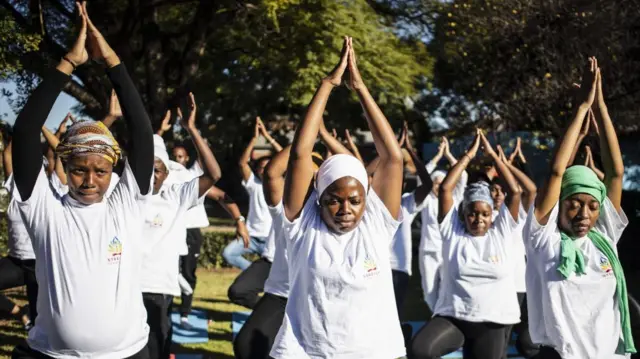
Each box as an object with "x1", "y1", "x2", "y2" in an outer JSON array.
[{"x1": 0, "y1": 266, "x2": 431, "y2": 358}]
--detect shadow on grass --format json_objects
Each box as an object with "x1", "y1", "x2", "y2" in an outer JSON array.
[
  {"x1": 172, "y1": 344, "x2": 234, "y2": 359},
  {"x1": 196, "y1": 298, "x2": 233, "y2": 305},
  {"x1": 0, "y1": 321, "x2": 26, "y2": 357}
]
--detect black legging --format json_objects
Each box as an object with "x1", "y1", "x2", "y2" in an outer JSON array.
[
  {"x1": 233, "y1": 292, "x2": 287, "y2": 359},
  {"x1": 180, "y1": 228, "x2": 204, "y2": 317},
  {"x1": 392, "y1": 269, "x2": 410, "y2": 318},
  {"x1": 502, "y1": 293, "x2": 539, "y2": 359},
  {"x1": 228, "y1": 258, "x2": 272, "y2": 309},
  {"x1": 0, "y1": 256, "x2": 38, "y2": 322},
  {"x1": 409, "y1": 316, "x2": 507, "y2": 359}
]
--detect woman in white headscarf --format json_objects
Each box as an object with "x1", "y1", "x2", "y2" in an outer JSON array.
[{"x1": 269, "y1": 37, "x2": 405, "y2": 359}]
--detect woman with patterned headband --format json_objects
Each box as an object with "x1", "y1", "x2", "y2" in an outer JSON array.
[{"x1": 10, "y1": 2, "x2": 154, "y2": 358}]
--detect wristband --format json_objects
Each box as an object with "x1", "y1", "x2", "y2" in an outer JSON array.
[
  {"x1": 235, "y1": 216, "x2": 246, "y2": 223},
  {"x1": 62, "y1": 56, "x2": 77, "y2": 70}
]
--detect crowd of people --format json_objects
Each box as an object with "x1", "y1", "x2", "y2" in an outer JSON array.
[{"x1": 0, "y1": 3, "x2": 635, "y2": 359}]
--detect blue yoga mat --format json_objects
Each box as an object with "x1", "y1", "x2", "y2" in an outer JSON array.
[
  {"x1": 232, "y1": 314, "x2": 524, "y2": 358},
  {"x1": 171, "y1": 309, "x2": 209, "y2": 344}
]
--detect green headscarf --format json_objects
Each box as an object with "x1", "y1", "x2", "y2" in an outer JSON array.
[{"x1": 558, "y1": 165, "x2": 636, "y2": 354}]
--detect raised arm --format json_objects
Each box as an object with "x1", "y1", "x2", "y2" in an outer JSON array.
[
  {"x1": 284, "y1": 37, "x2": 349, "y2": 221},
  {"x1": 42, "y1": 126, "x2": 60, "y2": 176},
  {"x1": 592, "y1": 69, "x2": 624, "y2": 210},
  {"x1": 181, "y1": 93, "x2": 221, "y2": 196},
  {"x1": 206, "y1": 186, "x2": 250, "y2": 248},
  {"x1": 257, "y1": 117, "x2": 283, "y2": 152},
  {"x1": 535, "y1": 57, "x2": 598, "y2": 224},
  {"x1": 264, "y1": 145, "x2": 292, "y2": 207},
  {"x1": 404, "y1": 124, "x2": 433, "y2": 204},
  {"x1": 567, "y1": 109, "x2": 592, "y2": 166},
  {"x1": 585, "y1": 145, "x2": 605, "y2": 181},
  {"x1": 499, "y1": 145, "x2": 536, "y2": 211},
  {"x1": 3, "y1": 140, "x2": 12, "y2": 179},
  {"x1": 319, "y1": 122, "x2": 353, "y2": 157},
  {"x1": 12, "y1": 3, "x2": 87, "y2": 200},
  {"x1": 238, "y1": 119, "x2": 260, "y2": 182},
  {"x1": 443, "y1": 137, "x2": 458, "y2": 166},
  {"x1": 348, "y1": 37, "x2": 403, "y2": 218},
  {"x1": 155, "y1": 110, "x2": 172, "y2": 136},
  {"x1": 344, "y1": 129, "x2": 364, "y2": 163},
  {"x1": 482, "y1": 134, "x2": 521, "y2": 219},
  {"x1": 439, "y1": 130, "x2": 481, "y2": 222},
  {"x1": 82, "y1": 3, "x2": 153, "y2": 193},
  {"x1": 101, "y1": 90, "x2": 122, "y2": 129}
]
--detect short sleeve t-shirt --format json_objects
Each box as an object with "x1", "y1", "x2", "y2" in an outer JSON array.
[
  {"x1": 15, "y1": 160, "x2": 152, "y2": 359},
  {"x1": 139, "y1": 178, "x2": 204, "y2": 296},
  {"x1": 4, "y1": 173, "x2": 35, "y2": 260},
  {"x1": 270, "y1": 190, "x2": 405, "y2": 359},
  {"x1": 242, "y1": 172, "x2": 272, "y2": 239},
  {"x1": 389, "y1": 192, "x2": 426, "y2": 275},
  {"x1": 524, "y1": 199, "x2": 629, "y2": 359},
  {"x1": 166, "y1": 161, "x2": 209, "y2": 229},
  {"x1": 263, "y1": 203, "x2": 288, "y2": 298},
  {"x1": 434, "y1": 204, "x2": 521, "y2": 325},
  {"x1": 512, "y1": 205, "x2": 528, "y2": 293}
]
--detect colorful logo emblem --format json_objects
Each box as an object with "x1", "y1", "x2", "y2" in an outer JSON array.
[
  {"x1": 108, "y1": 237, "x2": 123, "y2": 264},
  {"x1": 599, "y1": 255, "x2": 613, "y2": 274},
  {"x1": 364, "y1": 257, "x2": 378, "y2": 273},
  {"x1": 149, "y1": 214, "x2": 163, "y2": 227}
]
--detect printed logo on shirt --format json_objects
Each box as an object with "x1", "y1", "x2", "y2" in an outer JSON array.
[
  {"x1": 488, "y1": 255, "x2": 501, "y2": 263},
  {"x1": 363, "y1": 257, "x2": 379, "y2": 278},
  {"x1": 108, "y1": 237, "x2": 123, "y2": 264},
  {"x1": 147, "y1": 213, "x2": 163, "y2": 227},
  {"x1": 599, "y1": 255, "x2": 613, "y2": 277}
]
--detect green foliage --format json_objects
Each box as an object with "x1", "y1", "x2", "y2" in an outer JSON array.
[
  {"x1": 422, "y1": 0, "x2": 640, "y2": 135},
  {"x1": 0, "y1": 10, "x2": 41, "y2": 79}
]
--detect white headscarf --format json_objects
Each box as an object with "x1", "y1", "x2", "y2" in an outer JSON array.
[
  {"x1": 153, "y1": 134, "x2": 170, "y2": 171},
  {"x1": 430, "y1": 170, "x2": 446, "y2": 182},
  {"x1": 316, "y1": 154, "x2": 369, "y2": 198},
  {"x1": 463, "y1": 181, "x2": 494, "y2": 209}
]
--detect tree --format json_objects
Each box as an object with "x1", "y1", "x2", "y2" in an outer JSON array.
[
  {"x1": 423, "y1": 0, "x2": 640, "y2": 136},
  {"x1": 1, "y1": 0, "x2": 431, "y2": 148}
]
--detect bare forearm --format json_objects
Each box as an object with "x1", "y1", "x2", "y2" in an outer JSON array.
[
  {"x1": 551, "y1": 105, "x2": 590, "y2": 176},
  {"x1": 264, "y1": 133, "x2": 283, "y2": 152},
  {"x1": 356, "y1": 87, "x2": 402, "y2": 162},
  {"x1": 54, "y1": 157, "x2": 67, "y2": 185},
  {"x1": 292, "y1": 82, "x2": 333, "y2": 159},
  {"x1": 42, "y1": 127, "x2": 60, "y2": 149},
  {"x1": 3, "y1": 141, "x2": 12, "y2": 178},
  {"x1": 320, "y1": 128, "x2": 352, "y2": 157},
  {"x1": 594, "y1": 105, "x2": 624, "y2": 178},
  {"x1": 101, "y1": 115, "x2": 118, "y2": 129},
  {"x1": 189, "y1": 128, "x2": 221, "y2": 182}
]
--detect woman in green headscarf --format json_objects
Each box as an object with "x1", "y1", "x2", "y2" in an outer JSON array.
[{"x1": 524, "y1": 57, "x2": 634, "y2": 359}]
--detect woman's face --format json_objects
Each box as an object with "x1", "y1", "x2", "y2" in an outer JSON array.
[
  {"x1": 490, "y1": 183, "x2": 505, "y2": 210},
  {"x1": 153, "y1": 159, "x2": 169, "y2": 195},
  {"x1": 559, "y1": 193, "x2": 600, "y2": 238},
  {"x1": 319, "y1": 176, "x2": 367, "y2": 234},
  {"x1": 463, "y1": 201, "x2": 494, "y2": 236},
  {"x1": 65, "y1": 154, "x2": 113, "y2": 205}
]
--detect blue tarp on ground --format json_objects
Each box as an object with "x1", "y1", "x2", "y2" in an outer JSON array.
[{"x1": 171, "y1": 309, "x2": 209, "y2": 344}]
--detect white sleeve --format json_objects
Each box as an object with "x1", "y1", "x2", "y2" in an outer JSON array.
[
  {"x1": 14, "y1": 167, "x2": 63, "y2": 244},
  {"x1": 282, "y1": 191, "x2": 319, "y2": 242},
  {"x1": 242, "y1": 172, "x2": 256, "y2": 191},
  {"x1": 425, "y1": 161, "x2": 437, "y2": 174},
  {"x1": 189, "y1": 162, "x2": 204, "y2": 178},
  {"x1": 595, "y1": 198, "x2": 628, "y2": 245},
  {"x1": 363, "y1": 189, "x2": 402, "y2": 242},
  {"x1": 167, "y1": 177, "x2": 206, "y2": 211},
  {"x1": 523, "y1": 202, "x2": 561, "y2": 252},
  {"x1": 108, "y1": 158, "x2": 154, "y2": 212},
  {"x1": 439, "y1": 204, "x2": 465, "y2": 242},
  {"x1": 492, "y1": 203, "x2": 519, "y2": 242},
  {"x1": 453, "y1": 170, "x2": 468, "y2": 202},
  {"x1": 48, "y1": 172, "x2": 69, "y2": 197}
]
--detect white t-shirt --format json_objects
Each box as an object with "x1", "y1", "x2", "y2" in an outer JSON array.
[
  {"x1": 16, "y1": 160, "x2": 152, "y2": 358},
  {"x1": 263, "y1": 203, "x2": 288, "y2": 298},
  {"x1": 139, "y1": 178, "x2": 204, "y2": 296},
  {"x1": 434, "y1": 204, "x2": 521, "y2": 325},
  {"x1": 166, "y1": 161, "x2": 209, "y2": 229},
  {"x1": 513, "y1": 205, "x2": 527, "y2": 293},
  {"x1": 524, "y1": 199, "x2": 629, "y2": 359},
  {"x1": 270, "y1": 190, "x2": 405, "y2": 359},
  {"x1": 243, "y1": 172, "x2": 272, "y2": 239},
  {"x1": 4, "y1": 174, "x2": 35, "y2": 260},
  {"x1": 390, "y1": 192, "x2": 426, "y2": 275}
]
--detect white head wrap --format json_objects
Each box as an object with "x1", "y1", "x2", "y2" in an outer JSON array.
[
  {"x1": 430, "y1": 169, "x2": 446, "y2": 182},
  {"x1": 463, "y1": 181, "x2": 494, "y2": 209},
  {"x1": 316, "y1": 154, "x2": 369, "y2": 198},
  {"x1": 153, "y1": 134, "x2": 171, "y2": 171}
]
